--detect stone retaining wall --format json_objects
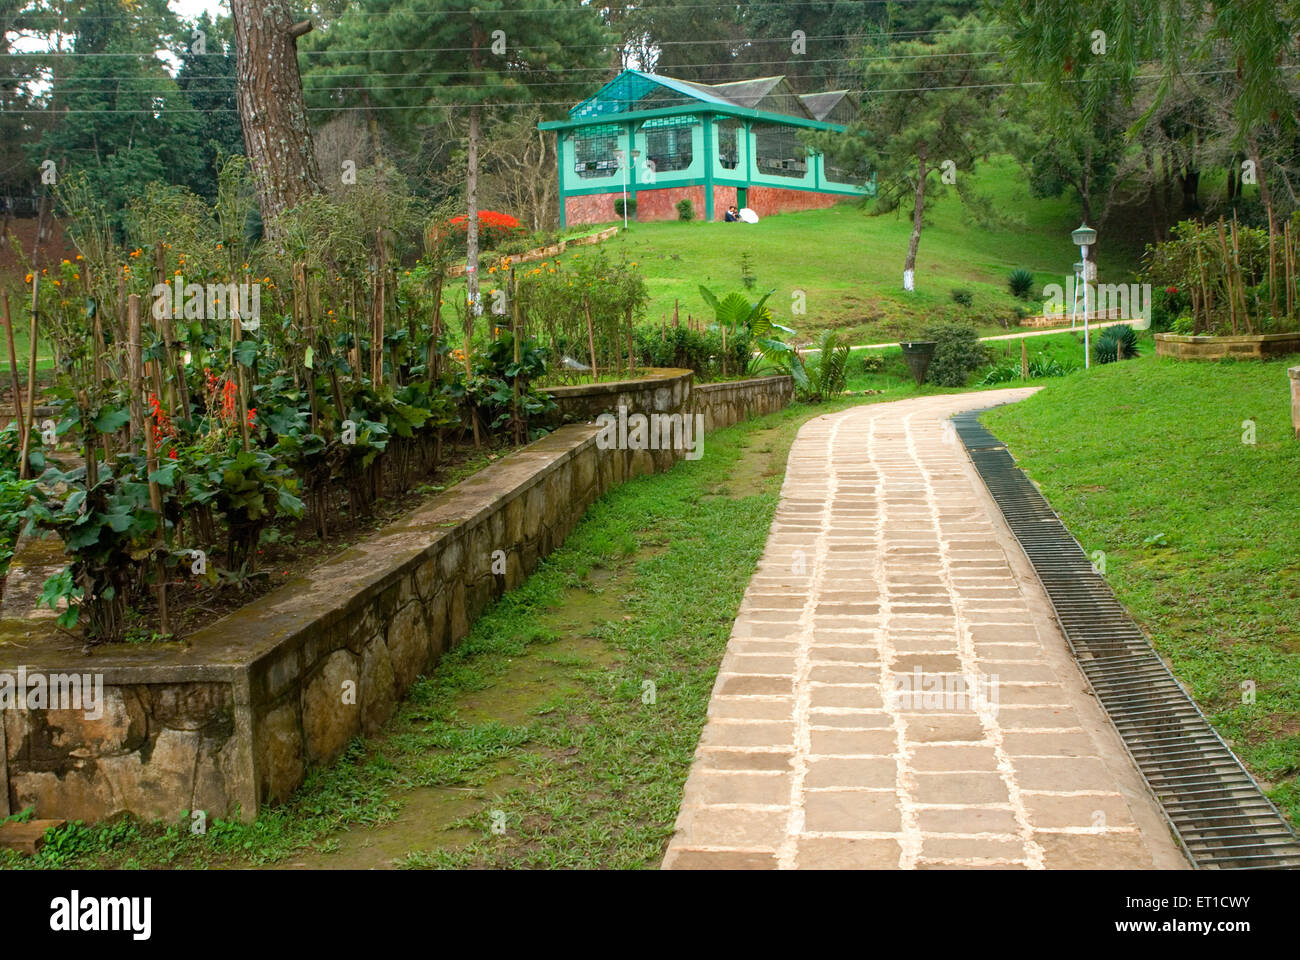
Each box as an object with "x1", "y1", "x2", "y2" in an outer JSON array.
[
  {"x1": 691, "y1": 376, "x2": 793, "y2": 431},
  {"x1": 446, "y1": 226, "x2": 618, "y2": 278},
  {"x1": 3, "y1": 426, "x2": 652, "y2": 822},
  {"x1": 1155, "y1": 331, "x2": 1300, "y2": 360},
  {"x1": 542, "y1": 368, "x2": 693, "y2": 427},
  {"x1": 1, "y1": 372, "x2": 794, "y2": 824}
]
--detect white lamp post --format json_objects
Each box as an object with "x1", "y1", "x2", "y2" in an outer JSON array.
[
  {"x1": 615, "y1": 144, "x2": 639, "y2": 231},
  {"x1": 1072, "y1": 222, "x2": 1097, "y2": 369}
]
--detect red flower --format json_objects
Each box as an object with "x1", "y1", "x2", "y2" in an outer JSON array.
[{"x1": 1165, "y1": 286, "x2": 1178, "y2": 295}]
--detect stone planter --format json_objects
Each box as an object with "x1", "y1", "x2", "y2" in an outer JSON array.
[
  {"x1": 1154, "y1": 332, "x2": 1300, "y2": 360},
  {"x1": 899, "y1": 341, "x2": 937, "y2": 385}
]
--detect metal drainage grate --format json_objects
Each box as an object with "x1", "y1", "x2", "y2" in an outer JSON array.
[{"x1": 953, "y1": 408, "x2": 1300, "y2": 870}]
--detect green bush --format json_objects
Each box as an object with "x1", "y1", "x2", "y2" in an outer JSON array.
[
  {"x1": 950, "y1": 288, "x2": 973, "y2": 307},
  {"x1": 1094, "y1": 324, "x2": 1140, "y2": 364},
  {"x1": 634, "y1": 323, "x2": 751, "y2": 381},
  {"x1": 676, "y1": 198, "x2": 694, "y2": 221},
  {"x1": 613, "y1": 198, "x2": 637, "y2": 218},
  {"x1": 922, "y1": 322, "x2": 989, "y2": 387},
  {"x1": 861, "y1": 352, "x2": 885, "y2": 374},
  {"x1": 1008, "y1": 268, "x2": 1035, "y2": 299}
]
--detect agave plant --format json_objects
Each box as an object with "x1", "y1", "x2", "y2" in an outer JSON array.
[
  {"x1": 1094, "y1": 323, "x2": 1140, "y2": 364},
  {"x1": 1008, "y1": 267, "x2": 1035, "y2": 299},
  {"x1": 698, "y1": 285, "x2": 796, "y2": 376}
]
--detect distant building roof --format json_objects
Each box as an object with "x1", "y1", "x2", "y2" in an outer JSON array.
[
  {"x1": 799, "y1": 90, "x2": 856, "y2": 122},
  {"x1": 544, "y1": 69, "x2": 854, "y2": 132}
]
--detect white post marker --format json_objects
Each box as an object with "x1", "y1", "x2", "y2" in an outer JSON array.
[
  {"x1": 615, "y1": 147, "x2": 630, "y2": 231},
  {"x1": 1071, "y1": 223, "x2": 1097, "y2": 369}
]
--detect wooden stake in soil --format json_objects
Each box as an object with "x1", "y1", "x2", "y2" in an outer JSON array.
[
  {"x1": 232, "y1": 314, "x2": 251, "y2": 453},
  {"x1": 1021, "y1": 338, "x2": 1029, "y2": 380},
  {"x1": 18, "y1": 276, "x2": 40, "y2": 478},
  {"x1": 3, "y1": 292, "x2": 25, "y2": 449},
  {"x1": 460, "y1": 289, "x2": 480, "y2": 448},
  {"x1": 127, "y1": 294, "x2": 145, "y2": 454},
  {"x1": 143, "y1": 396, "x2": 169, "y2": 638},
  {"x1": 584, "y1": 294, "x2": 599, "y2": 383},
  {"x1": 510, "y1": 266, "x2": 522, "y2": 446}
]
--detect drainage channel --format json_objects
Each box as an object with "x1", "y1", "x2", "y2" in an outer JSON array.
[{"x1": 952, "y1": 408, "x2": 1300, "y2": 870}]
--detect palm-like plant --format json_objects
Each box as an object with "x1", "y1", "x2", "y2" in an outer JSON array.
[
  {"x1": 798, "y1": 331, "x2": 851, "y2": 401},
  {"x1": 698, "y1": 285, "x2": 796, "y2": 376}
]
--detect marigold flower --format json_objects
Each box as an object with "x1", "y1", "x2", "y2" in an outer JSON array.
[{"x1": 24, "y1": 273, "x2": 32, "y2": 283}]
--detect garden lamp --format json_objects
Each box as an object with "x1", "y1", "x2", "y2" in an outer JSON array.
[{"x1": 1072, "y1": 223, "x2": 1097, "y2": 368}]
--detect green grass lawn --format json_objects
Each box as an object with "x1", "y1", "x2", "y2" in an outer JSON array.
[
  {"x1": 0, "y1": 322, "x2": 52, "y2": 377},
  {"x1": 598, "y1": 156, "x2": 1141, "y2": 347},
  {"x1": 983, "y1": 354, "x2": 1300, "y2": 824}
]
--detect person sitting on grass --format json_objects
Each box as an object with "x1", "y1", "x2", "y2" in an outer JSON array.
[{"x1": 724, "y1": 205, "x2": 739, "y2": 222}]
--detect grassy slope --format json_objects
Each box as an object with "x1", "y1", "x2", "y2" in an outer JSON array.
[
  {"x1": 984, "y1": 355, "x2": 1300, "y2": 823},
  {"x1": 600, "y1": 156, "x2": 1140, "y2": 346}
]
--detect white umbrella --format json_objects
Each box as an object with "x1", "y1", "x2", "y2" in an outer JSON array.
[{"x1": 738, "y1": 208, "x2": 759, "y2": 224}]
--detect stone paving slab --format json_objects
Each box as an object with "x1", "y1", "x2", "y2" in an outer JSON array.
[{"x1": 663, "y1": 390, "x2": 1188, "y2": 870}]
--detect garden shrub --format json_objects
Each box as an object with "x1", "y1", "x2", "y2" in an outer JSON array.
[
  {"x1": 922, "y1": 322, "x2": 989, "y2": 387},
  {"x1": 950, "y1": 288, "x2": 973, "y2": 307},
  {"x1": 1008, "y1": 267, "x2": 1035, "y2": 299},
  {"x1": 634, "y1": 323, "x2": 751, "y2": 381},
  {"x1": 861, "y1": 352, "x2": 885, "y2": 374},
  {"x1": 613, "y1": 198, "x2": 637, "y2": 218},
  {"x1": 676, "y1": 198, "x2": 694, "y2": 221},
  {"x1": 1094, "y1": 323, "x2": 1139, "y2": 364}
]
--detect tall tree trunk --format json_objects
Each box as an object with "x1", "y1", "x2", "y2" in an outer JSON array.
[
  {"x1": 1179, "y1": 165, "x2": 1200, "y2": 213},
  {"x1": 1247, "y1": 135, "x2": 1274, "y2": 225},
  {"x1": 231, "y1": 0, "x2": 323, "y2": 232},
  {"x1": 466, "y1": 103, "x2": 481, "y2": 312},
  {"x1": 903, "y1": 150, "x2": 926, "y2": 292}
]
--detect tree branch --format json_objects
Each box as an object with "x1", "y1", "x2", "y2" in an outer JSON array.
[{"x1": 288, "y1": 19, "x2": 313, "y2": 39}]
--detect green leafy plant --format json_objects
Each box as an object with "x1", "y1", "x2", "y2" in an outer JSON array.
[
  {"x1": 922, "y1": 322, "x2": 989, "y2": 387},
  {"x1": 1094, "y1": 323, "x2": 1140, "y2": 364},
  {"x1": 183, "y1": 447, "x2": 305, "y2": 570},
  {"x1": 794, "y1": 331, "x2": 851, "y2": 402},
  {"x1": 613, "y1": 198, "x2": 637, "y2": 218},
  {"x1": 1008, "y1": 268, "x2": 1035, "y2": 299},
  {"x1": 951, "y1": 288, "x2": 974, "y2": 307},
  {"x1": 24, "y1": 458, "x2": 166, "y2": 642},
  {"x1": 675, "y1": 198, "x2": 694, "y2": 221},
  {"x1": 697, "y1": 285, "x2": 794, "y2": 378}
]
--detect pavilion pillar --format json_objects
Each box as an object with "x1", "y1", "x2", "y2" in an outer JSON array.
[{"x1": 703, "y1": 114, "x2": 715, "y2": 221}]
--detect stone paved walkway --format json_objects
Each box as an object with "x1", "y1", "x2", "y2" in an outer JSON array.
[{"x1": 663, "y1": 389, "x2": 1186, "y2": 870}]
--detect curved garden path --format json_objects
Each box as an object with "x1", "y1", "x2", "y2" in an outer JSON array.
[{"x1": 663, "y1": 389, "x2": 1187, "y2": 870}]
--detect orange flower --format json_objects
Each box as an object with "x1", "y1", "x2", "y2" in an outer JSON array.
[
  {"x1": 61, "y1": 258, "x2": 71, "y2": 265},
  {"x1": 75, "y1": 254, "x2": 83, "y2": 261},
  {"x1": 130, "y1": 249, "x2": 141, "y2": 258},
  {"x1": 23, "y1": 273, "x2": 32, "y2": 283}
]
